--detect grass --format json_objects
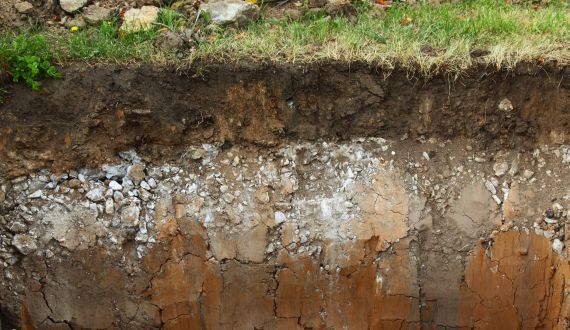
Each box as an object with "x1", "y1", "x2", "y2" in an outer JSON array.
[
  {"x1": 0, "y1": 0, "x2": 568, "y2": 76},
  {"x1": 196, "y1": 0, "x2": 569, "y2": 72}
]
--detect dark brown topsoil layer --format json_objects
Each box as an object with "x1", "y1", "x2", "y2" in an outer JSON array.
[{"x1": 1, "y1": 61, "x2": 569, "y2": 178}]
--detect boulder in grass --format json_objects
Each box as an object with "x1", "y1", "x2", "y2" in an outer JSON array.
[
  {"x1": 14, "y1": 1, "x2": 34, "y2": 14},
  {"x1": 199, "y1": 0, "x2": 259, "y2": 28},
  {"x1": 60, "y1": 0, "x2": 89, "y2": 13},
  {"x1": 120, "y1": 6, "x2": 160, "y2": 33}
]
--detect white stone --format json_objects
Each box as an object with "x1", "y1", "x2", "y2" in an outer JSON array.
[
  {"x1": 492, "y1": 195, "x2": 501, "y2": 205},
  {"x1": 200, "y1": 0, "x2": 259, "y2": 27},
  {"x1": 140, "y1": 181, "x2": 151, "y2": 191},
  {"x1": 544, "y1": 217, "x2": 558, "y2": 224},
  {"x1": 105, "y1": 199, "x2": 115, "y2": 214},
  {"x1": 498, "y1": 98, "x2": 513, "y2": 112},
  {"x1": 120, "y1": 6, "x2": 159, "y2": 32},
  {"x1": 552, "y1": 239, "x2": 564, "y2": 254},
  {"x1": 103, "y1": 164, "x2": 127, "y2": 179},
  {"x1": 543, "y1": 230, "x2": 556, "y2": 240},
  {"x1": 523, "y1": 169, "x2": 534, "y2": 179},
  {"x1": 274, "y1": 211, "x2": 286, "y2": 224},
  {"x1": 28, "y1": 190, "x2": 43, "y2": 199},
  {"x1": 121, "y1": 205, "x2": 140, "y2": 226},
  {"x1": 86, "y1": 188, "x2": 104, "y2": 202},
  {"x1": 12, "y1": 234, "x2": 37, "y2": 255},
  {"x1": 223, "y1": 193, "x2": 235, "y2": 204},
  {"x1": 484, "y1": 180, "x2": 496, "y2": 195},
  {"x1": 59, "y1": 0, "x2": 89, "y2": 13},
  {"x1": 109, "y1": 180, "x2": 123, "y2": 191},
  {"x1": 113, "y1": 191, "x2": 124, "y2": 202},
  {"x1": 493, "y1": 162, "x2": 509, "y2": 177},
  {"x1": 508, "y1": 157, "x2": 519, "y2": 176}
]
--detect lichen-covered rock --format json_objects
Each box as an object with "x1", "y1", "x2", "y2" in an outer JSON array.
[
  {"x1": 14, "y1": 1, "x2": 33, "y2": 14},
  {"x1": 60, "y1": 0, "x2": 89, "y2": 13},
  {"x1": 120, "y1": 6, "x2": 159, "y2": 32},
  {"x1": 199, "y1": 0, "x2": 259, "y2": 27}
]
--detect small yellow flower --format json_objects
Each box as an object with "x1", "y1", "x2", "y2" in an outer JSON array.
[{"x1": 70, "y1": 26, "x2": 79, "y2": 32}]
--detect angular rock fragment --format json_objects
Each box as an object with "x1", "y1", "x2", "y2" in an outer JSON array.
[
  {"x1": 60, "y1": 0, "x2": 89, "y2": 13},
  {"x1": 86, "y1": 188, "x2": 104, "y2": 202},
  {"x1": 120, "y1": 6, "x2": 159, "y2": 32},
  {"x1": 14, "y1": 1, "x2": 33, "y2": 14},
  {"x1": 199, "y1": 0, "x2": 259, "y2": 27},
  {"x1": 12, "y1": 234, "x2": 37, "y2": 255}
]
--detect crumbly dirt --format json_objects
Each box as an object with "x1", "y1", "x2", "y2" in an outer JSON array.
[
  {"x1": 0, "y1": 62, "x2": 570, "y2": 329},
  {"x1": 1, "y1": 62, "x2": 569, "y2": 177}
]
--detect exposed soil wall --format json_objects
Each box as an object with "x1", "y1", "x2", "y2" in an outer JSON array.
[{"x1": 1, "y1": 63, "x2": 570, "y2": 329}]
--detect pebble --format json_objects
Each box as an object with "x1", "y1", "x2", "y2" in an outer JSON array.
[
  {"x1": 148, "y1": 178, "x2": 157, "y2": 189},
  {"x1": 118, "y1": 150, "x2": 140, "y2": 162},
  {"x1": 8, "y1": 222, "x2": 28, "y2": 233},
  {"x1": 113, "y1": 191, "x2": 124, "y2": 202},
  {"x1": 140, "y1": 181, "x2": 151, "y2": 191},
  {"x1": 127, "y1": 164, "x2": 146, "y2": 182},
  {"x1": 523, "y1": 169, "x2": 534, "y2": 179},
  {"x1": 509, "y1": 158, "x2": 519, "y2": 176},
  {"x1": 493, "y1": 162, "x2": 509, "y2": 177},
  {"x1": 86, "y1": 188, "x2": 104, "y2": 202},
  {"x1": 121, "y1": 205, "x2": 140, "y2": 226},
  {"x1": 28, "y1": 190, "x2": 43, "y2": 199},
  {"x1": 552, "y1": 239, "x2": 564, "y2": 254},
  {"x1": 275, "y1": 211, "x2": 287, "y2": 225},
  {"x1": 498, "y1": 98, "x2": 513, "y2": 112},
  {"x1": 12, "y1": 234, "x2": 37, "y2": 255},
  {"x1": 103, "y1": 165, "x2": 127, "y2": 180},
  {"x1": 68, "y1": 179, "x2": 82, "y2": 189},
  {"x1": 484, "y1": 180, "x2": 496, "y2": 195},
  {"x1": 222, "y1": 193, "x2": 235, "y2": 204},
  {"x1": 191, "y1": 148, "x2": 207, "y2": 160},
  {"x1": 109, "y1": 181, "x2": 123, "y2": 191},
  {"x1": 544, "y1": 217, "x2": 558, "y2": 224},
  {"x1": 492, "y1": 195, "x2": 501, "y2": 205},
  {"x1": 59, "y1": 0, "x2": 89, "y2": 13},
  {"x1": 105, "y1": 199, "x2": 115, "y2": 215}
]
